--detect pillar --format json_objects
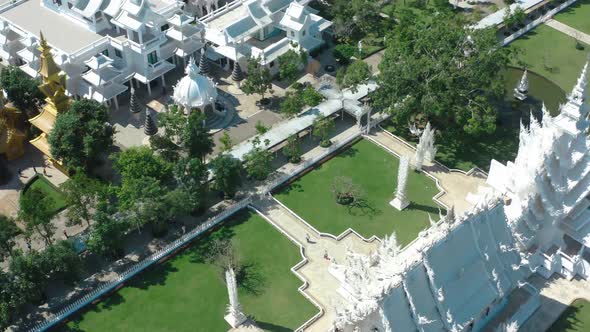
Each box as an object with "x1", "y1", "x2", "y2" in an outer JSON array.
[{"x1": 146, "y1": 81, "x2": 152, "y2": 96}]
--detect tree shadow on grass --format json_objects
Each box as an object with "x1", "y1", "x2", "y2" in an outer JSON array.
[
  {"x1": 188, "y1": 225, "x2": 237, "y2": 264},
  {"x1": 277, "y1": 182, "x2": 304, "y2": 196},
  {"x1": 408, "y1": 202, "x2": 443, "y2": 215},
  {"x1": 335, "y1": 146, "x2": 359, "y2": 159},
  {"x1": 129, "y1": 261, "x2": 179, "y2": 290},
  {"x1": 346, "y1": 198, "x2": 381, "y2": 219},
  {"x1": 548, "y1": 301, "x2": 585, "y2": 331},
  {"x1": 253, "y1": 319, "x2": 292, "y2": 332},
  {"x1": 237, "y1": 261, "x2": 267, "y2": 296}
]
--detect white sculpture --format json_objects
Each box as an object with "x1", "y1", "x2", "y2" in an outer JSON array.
[
  {"x1": 413, "y1": 122, "x2": 436, "y2": 170},
  {"x1": 390, "y1": 156, "x2": 410, "y2": 210},
  {"x1": 514, "y1": 69, "x2": 529, "y2": 101},
  {"x1": 224, "y1": 267, "x2": 247, "y2": 328}
]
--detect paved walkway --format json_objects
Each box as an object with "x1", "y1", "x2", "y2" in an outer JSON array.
[
  {"x1": 253, "y1": 197, "x2": 379, "y2": 332},
  {"x1": 521, "y1": 274, "x2": 590, "y2": 331},
  {"x1": 366, "y1": 129, "x2": 488, "y2": 215},
  {"x1": 546, "y1": 19, "x2": 590, "y2": 45}
]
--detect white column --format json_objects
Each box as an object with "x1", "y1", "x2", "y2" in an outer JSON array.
[
  {"x1": 161, "y1": 75, "x2": 166, "y2": 87},
  {"x1": 146, "y1": 81, "x2": 152, "y2": 96},
  {"x1": 390, "y1": 156, "x2": 410, "y2": 210},
  {"x1": 224, "y1": 267, "x2": 247, "y2": 328},
  {"x1": 114, "y1": 96, "x2": 119, "y2": 110}
]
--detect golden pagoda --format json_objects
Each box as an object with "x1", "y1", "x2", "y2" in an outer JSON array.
[
  {"x1": 0, "y1": 90, "x2": 25, "y2": 160},
  {"x1": 28, "y1": 31, "x2": 69, "y2": 168}
]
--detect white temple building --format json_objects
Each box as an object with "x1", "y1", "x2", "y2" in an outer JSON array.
[
  {"x1": 172, "y1": 56, "x2": 218, "y2": 112},
  {"x1": 330, "y1": 63, "x2": 590, "y2": 332},
  {"x1": 0, "y1": 0, "x2": 332, "y2": 106}
]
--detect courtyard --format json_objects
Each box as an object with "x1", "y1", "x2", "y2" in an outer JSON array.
[
  {"x1": 61, "y1": 210, "x2": 317, "y2": 332},
  {"x1": 274, "y1": 139, "x2": 443, "y2": 245}
]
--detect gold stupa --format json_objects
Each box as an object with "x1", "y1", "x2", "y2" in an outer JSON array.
[{"x1": 0, "y1": 91, "x2": 25, "y2": 160}]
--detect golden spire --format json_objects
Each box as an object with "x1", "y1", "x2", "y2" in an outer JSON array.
[{"x1": 37, "y1": 31, "x2": 69, "y2": 114}]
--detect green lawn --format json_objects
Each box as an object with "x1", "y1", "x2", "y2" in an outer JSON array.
[
  {"x1": 509, "y1": 24, "x2": 589, "y2": 91},
  {"x1": 549, "y1": 299, "x2": 590, "y2": 332},
  {"x1": 24, "y1": 175, "x2": 67, "y2": 215},
  {"x1": 63, "y1": 211, "x2": 317, "y2": 332},
  {"x1": 554, "y1": 0, "x2": 590, "y2": 35},
  {"x1": 274, "y1": 139, "x2": 442, "y2": 246}
]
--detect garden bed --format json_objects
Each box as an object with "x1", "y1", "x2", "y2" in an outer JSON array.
[{"x1": 22, "y1": 174, "x2": 67, "y2": 215}]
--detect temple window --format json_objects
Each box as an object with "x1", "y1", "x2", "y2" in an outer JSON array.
[{"x1": 147, "y1": 51, "x2": 158, "y2": 65}]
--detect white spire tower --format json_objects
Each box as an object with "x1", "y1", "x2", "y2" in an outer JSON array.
[
  {"x1": 514, "y1": 69, "x2": 529, "y2": 101},
  {"x1": 390, "y1": 156, "x2": 410, "y2": 210},
  {"x1": 224, "y1": 267, "x2": 247, "y2": 328},
  {"x1": 414, "y1": 122, "x2": 437, "y2": 170}
]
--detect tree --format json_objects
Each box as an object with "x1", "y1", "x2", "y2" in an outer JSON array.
[
  {"x1": 204, "y1": 237, "x2": 240, "y2": 281},
  {"x1": 210, "y1": 154, "x2": 243, "y2": 198},
  {"x1": 255, "y1": 120, "x2": 270, "y2": 135},
  {"x1": 280, "y1": 92, "x2": 304, "y2": 118},
  {"x1": 48, "y1": 99, "x2": 114, "y2": 171},
  {"x1": 181, "y1": 111, "x2": 213, "y2": 161},
  {"x1": 87, "y1": 198, "x2": 128, "y2": 259},
  {"x1": 158, "y1": 104, "x2": 186, "y2": 142},
  {"x1": 60, "y1": 174, "x2": 104, "y2": 227},
  {"x1": 42, "y1": 240, "x2": 82, "y2": 283},
  {"x1": 336, "y1": 60, "x2": 371, "y2": 93},
  {"x1": 243, "y1": 137, "x2": 273, "y2": 181},
  {"x1": 377, "y1": 11, "x2": 513, "y2": 136},
  {"x1": 113, "y1": 146, "x2": 173, "y2": 182},
  {"x1": 149, "y1": 134, "x2": 181, "y2": 162},
  {"x1": 313, "y1": 116, "x2": 335, "y2": 147},
  {"x1": 241, "y1": 57, "x2": 273, "y2": 102},
  {"x1": 19, "y1": 188, "x2": 55, "y2": 246},
  {"x1": 331, "y1": 176, "x2": 364, "y2": 205},
  {"x1": 277, "y1": 49, "x2": 303, "y2": 83},
  {"x1": 219, "y1": 130, "x2": 234, "y2": 152},
  {"x1": 174, "y1": 157, "x2": 209, "y2": 213},
  {"x1": 283, "y1": 134, "x2": 302, "y2": 163},
  {"x1": 0, "y1": 66, "x2": 44, "y2": 113},
  {"x1": 301, "y1": 87, "x2": 324, "y2": 107},
  {"x1": 0, "y1": 215, "x2": 20, "y2": 261}
]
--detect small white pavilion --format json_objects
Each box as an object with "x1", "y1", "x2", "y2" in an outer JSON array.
[{"x1": 172, "y1": 56, "x2": 218, "y2": 113}]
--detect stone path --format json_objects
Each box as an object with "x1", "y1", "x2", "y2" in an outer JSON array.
[
  {"x1": 520, "y1": 274, "x2": 590, "y2": 331},
  {"x1": 546, "y1": 19, "x2": 590, "y2": 45},
  {"x1": 252, "y1": 197, "x2": 379, "y2": 332},
  {"x1": 366, "y1": 129, "x2": 488, "y2": 215}
]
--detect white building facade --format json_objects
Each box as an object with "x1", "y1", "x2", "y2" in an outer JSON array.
[{"x1": 0, "y1": 0, "x2": 331, "y2": 108}]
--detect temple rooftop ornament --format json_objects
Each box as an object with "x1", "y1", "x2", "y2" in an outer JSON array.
[
  {"x1": 172, "y1": 56, "x2": 218, "y2": 112},
  {"x1": 514, "y1": 69, "x2": 529, "y2": 101}
]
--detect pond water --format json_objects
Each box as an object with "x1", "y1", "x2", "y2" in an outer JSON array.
[{"x1": 500, "y1": 67, "x2": 566, "y2": 127}]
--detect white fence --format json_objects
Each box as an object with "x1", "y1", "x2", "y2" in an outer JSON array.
[
  {"x1": 30, "y1": 197, "x2": 252, "y2": 332},
  {"x1": 502, "y1": 0, "x2": 579, "y2": 46}
]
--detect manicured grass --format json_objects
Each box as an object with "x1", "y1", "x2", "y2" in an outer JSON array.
[
  {"x1": 62, "y1": 211, "x2": 317, "y2": 332},
  {"x1": 274, "y1": 139, "x2": 442, "y2": 246},
  {"x1": 24, "y1": 175, "x2": 67, "y2": 215},
  {"x1": 548, "y1": 299, "x2": 590, "y2": 332},
  {"x1": 554, "y1": 0, "x2": 590, "y2": 35},
  {"x1": 509, "y1": 24, "x2": 589, "y2": 91}
]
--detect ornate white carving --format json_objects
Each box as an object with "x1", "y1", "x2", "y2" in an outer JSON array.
[
  {"x1": 224, "y1": 267, "x2": 247, "y2": 328},
  {"x1": 390, "y1": 156, "x2": 410, "y2": 210}
]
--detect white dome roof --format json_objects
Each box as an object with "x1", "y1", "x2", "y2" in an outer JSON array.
[{"x1": 173, "y1": 57, "x2": 218, "y2": 109}]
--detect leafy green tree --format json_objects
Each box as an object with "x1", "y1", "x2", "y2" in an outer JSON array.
[
  {"x1": 377, "y1": 11, "x2": 512, "y2": 136},
  {"x1": 255, "y1": 120, "x2": 270, "y2": 135},
  {"x1": 0, "y1": 66, "x2": 44, "y2": 113},
  {"x1": 60, "y1": 174, "x2": 104, "y2": 227},
  {"x1": 219, "y1": 130, "x2": 234, "y2": 152},
  {"x1": 174, "y1": 157, "x2": 209, "y2": 213},
  {"x1": 113, "y1": 146, "x2": 173, "y2": 182},
  {"x1": 8, "y1": 249, "x2": 47, "y2": 302},
  {"x1": 181, "y1": 111, "x2": 213, "y2": 161},
  {"x1": 158, "y1": 104, "x2": 186, "y2": 141},
  {"x1": 283, "y1": 134, "x2": 302, "y2": 163},
  {"x1": 278, "y1": 49, "x2": 303, "y2": 83},
  {"x1": 0, "y1": 215, "x2": 20, "y2": 261},
  {"x1": 336, "y1": 60, "x2": 371, "y2": 93},
  {"x1": 301, "y1": 87, "x2": 324, "y2": 107},
  {"x1": 0, "y1": 270, "x2": 21, "y2": 329},
  {"x1": 243, "y1": 137, "x2": 273, "y2": 180},
  {"x1": 149, "y1": 134, "x2": 181, "y2": 162},
  {"x1": 241, "y1": 57, "x2": 273, "y2": 101},
  {"x1": 42, "y1": 240, "x2": 82, "y2": 283},
  {"x1": 210, "y1": 154, "x2": 243, "y2": 198},
  {"x1": 48, "y1": 99, "x2": 114, "y2": 171},
  {"x1": 87, "y1": 198, "x2": 128, "y2": 259},
  {"x1": 313, "y1": 116, "x2": 335, "y2": 147},
  {"x1": 19, "y1": 188, "x2": 55, "y2": 246},
  {"x1": 280, "y1": 92, "x2": 304, "y2": 118}
]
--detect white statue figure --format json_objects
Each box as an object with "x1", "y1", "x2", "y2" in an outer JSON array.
[
  {"x1": 357, "y1": 40, "x2": 363, "y2": 56},
  {"x1": 408, "y1": 122, "x2": 423, "y2": 137},
  {"x1": 514, "y1": 69, "x2": 529, "y2": 101},
  {"x1": 414, "y1": 122, "x2": 436, "y2": 169},
  {"x1": 224, "y1": 267, "x2": 247, "y2": 328},
  {"x1": 390, "y1": 156, "x2": 410, "y2": 210}
]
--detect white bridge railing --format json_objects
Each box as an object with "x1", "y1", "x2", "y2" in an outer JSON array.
[{"x1": 30, "y1": 197, "x2": 252, "y2": 332}]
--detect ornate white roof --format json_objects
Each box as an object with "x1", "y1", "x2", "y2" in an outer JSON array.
[{"x1": 172, "y1": 57, "x2": 217, "y2": 108}]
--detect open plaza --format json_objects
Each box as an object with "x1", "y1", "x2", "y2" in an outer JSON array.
[{"x1": 0, "y1": 0, "x2": 590, "y2": 331}]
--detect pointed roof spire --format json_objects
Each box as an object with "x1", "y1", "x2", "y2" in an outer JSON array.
[
  {"x1": 185, "y1": 56, "x2": 199, "y2": 78},
  {"x1": 198, "y1": 46, "x2": 210, "y2": 77},
  {"x1": 37, "y1": 31, "x2": 62, "y2": 80},
  {"x1": 144, "y1": 108, "x2": 158, "y2": 136},
  {"x1": 561, "y1": 61, "x2": 589, "y2": 121}
]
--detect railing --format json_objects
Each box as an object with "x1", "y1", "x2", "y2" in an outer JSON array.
[
  {"x1": 0, "y1": 0, "x2": 27, "y2": 14},
  {"x1": 502, "y1": 0, "x2": 579, "y2": 46},
  {"x1": 200, "y1": 0, "x2": 243, "y2": 23},
  {"x1": 30, "y1": 197, "x2": 253, "y2": 332}
]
